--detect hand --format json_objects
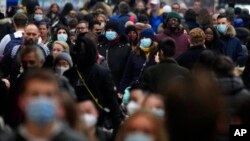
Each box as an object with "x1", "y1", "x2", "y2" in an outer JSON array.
[
  {"x1": 117, "y1": 93, "x2": 123, "y2": 99},
  {"x1": 1, "y1": 79, "x2": 10, "y2": 89}
]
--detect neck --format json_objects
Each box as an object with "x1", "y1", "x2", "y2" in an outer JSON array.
[
  {"x1": 16, "y1": 28, "x2": 24, "y2": 32},
  {"x1": 25, "y1": 121, "x2": 55, "y2": 138},
  {"x1": 87, "y1": 127, "x2": 98, "y2": 141},
  {"x1": 41, "y1": 36, "x2": 48, "y2": 43}
]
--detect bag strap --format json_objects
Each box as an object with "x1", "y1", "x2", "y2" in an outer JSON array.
[{"x1": 77, "y1": 69, "x2": 109, "y2": 112}]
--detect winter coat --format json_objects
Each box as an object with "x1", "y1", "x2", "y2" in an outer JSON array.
[
  {"x1": 64, "y1": 65, "x2": 123, "y2": 131},
  {"x1": 220, "y1": 25, "x2": 243, "y2": 62},
  {"x1": 176, "y1": 45, "x2": 206, "y2": 70},
  {"x1": 216, "y1": 76, "x2": 250, "y2": 116},
  {"x1": 117, "y1": 48, "x2": 157, "y2": 93},
  {"x1": 155, "y1": 28, "x2": 189, "y2": 58},
  {"x1": 97, "y1": 39, "x2": 131, "y2": 87},
  {"x1": 142, "y1": 58, "x2": 189, "y2": 93}
]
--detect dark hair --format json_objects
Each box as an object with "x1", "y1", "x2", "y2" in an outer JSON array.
[
  {"x1": 19, "y1": 69, "x2": 59, "y2": 95},
  {"x1": 74, "y1": 34, "x2": 97, "y2": 67},
  {"x1": 184, "y1": 9, "x2": 197, "y2": 21},
  {"x1": 159, "y1": 37, "x2": 176, "y2": 57},
  {"x1": 213, "y1": 55, "x2": 235, "y2": 77},
  {"x1": 89, "y1": 20, "x2": 101, "y2": 30},
  {"x1": 49, "y1": 3, "x2": 60, "y2": 13},
  {"x1": 217, "y1": 14, "x2": 229, "y2": 21},
  {"x1": 13, "y1": 13, "x2": 28, "y2": 28},
  {"x1": 137, "y1": 14, "x2": 149, "y2": 23},
  {"x1": 119, "y1": 1, "x2": 130, "y2": 15},
  {"x1": 52, "y1": 25, "x2": 71, "y2": 42},
  {"x1": 60, "y1": 2, "x2": 74, "y2": 17}
]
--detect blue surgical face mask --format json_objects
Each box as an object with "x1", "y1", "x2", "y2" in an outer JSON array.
[
  {"x1": 34, "y1": 14, "x2": 43, "y2": 21},
  {"x1": 57, "y1": 34, "x2": 68, "y2": 42},
  {"x1": 25, "y1": 97, "x2": 56, "y2": 127},
  {"x1": 140, "y1": 38, "x2": 152, "y2": 48},
  {"x1": 124, "y1": 132, "x2": 154, "y2": 141},
  {"x1": 105, "y1": 31, "x2": 117, "y2": 41},
  {"x1": 217, "y1": 24, "x2": 228, "y2": 34}
]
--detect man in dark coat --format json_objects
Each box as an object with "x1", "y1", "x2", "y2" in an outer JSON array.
[
  {"x1": 64, "y1": 35, "x2": 123, "y2": 135},
  {"x1": 97, "y1": 20, "x2": 131, "y2": 87},
  {"x1": 177, "y1": 28, "x2": 206, "y2": 70},
  {"x1": 142, "y1": 37, "x2": 189, "y2": 93},
  {"x1": 216, "y1": 14, "x2": 243, "y2": 62},
  {"x1": 155, "y1": 12, "x2": 189, "y2": 58}
]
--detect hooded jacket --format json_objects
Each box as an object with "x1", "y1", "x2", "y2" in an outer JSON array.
[
  {"x1": 219, "y1": 25, "x2": 243, "y2": 62},
  {"x1": 155, "y1": 28, "x2": 189, "y2": 58}
]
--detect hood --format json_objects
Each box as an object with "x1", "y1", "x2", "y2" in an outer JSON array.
[
  {"x1": 225, "y1": 25, "x2": 236, "y2": 38},
  {"x1": 217, "y1": 76, "x2": 245, "y2": 95}
]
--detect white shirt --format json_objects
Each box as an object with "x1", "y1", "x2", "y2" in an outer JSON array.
[{"x1": 0, "y1": 30, "x2": 24, "y2": 55}]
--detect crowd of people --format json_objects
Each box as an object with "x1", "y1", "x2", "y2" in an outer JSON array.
[{"x1": 0, "y1": 0, "x2": 250, "y2": 140}]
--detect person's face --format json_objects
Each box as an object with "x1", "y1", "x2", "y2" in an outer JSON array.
[
  {"x1": 52, "y1": 43, "x2": 64, "y2": 58},
  {"x1": 193, "y1": 1, "x2": 201, "y2": 12},
  {"x1": 77, "y1": 100, "x2": 99, "y2": 117},
  {"x1": 51, "y1": 5, "x2": 59, "y2": 13},
  {"x1": 150, "y1": 3, "x2": 157, "y2": 11},
  {"x1": 21, "y1": 52, "x2": 43, "y2": 70},
  {"x1": 24, "y1": 25, "x2": 40, "y2": 44},
  {"x1": 35, "y1": 9, "x2": 43, "y2": 15},
  {"x1": 92, "y1": 24, "x2": 103, "y2": 34},
  {"x1": 97, "y1": 16, "x2": 105, "y2": 24},
  {"x1": 217, "y1": 17, "x2": 230, "y2": 26},
  {"x1": 143, "y1": 96, "x2": 164, "y2": 110},
  {"x1": 126, "y1": 115, "x2": 156, "y2": 137},
  {"x1": 128, "y1": 31, "x2": 137, "y2": 41},
  {"x1": 167, "y1": 18, "x2": 180, "y2": 29},
  {"x1": 212, "y1": 15, "x2": 218, "y2": 25},
  {"x1": 205, "y1": 28, "x2": 214, "y2": 42},
  {"x1": 136, "y1": 2, "x2": 145, "y2": 11},
  {"x1": 57, "y1": 29, "x2": 67, "y2": 35},
  {"x1": 130, "y1": 89, "x2": 145, "y2": 105},
  {"x1": 39, "y1": 25, "x2": 48, "y2": 37},
  {"x1": 19, "y1": 79, "x2": 59, "y2": 112},
  {"x1": 172, "y1": 4, "x2": 180, "y2": 12},
  {"x1": 77, "y1": 23, "x2": 88, "y2": 33},
  {"x1": 56, "y1": 60, "x2": 70, "y2": 68}
]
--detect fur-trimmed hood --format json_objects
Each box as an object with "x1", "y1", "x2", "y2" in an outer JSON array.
[{"x1": 225, "y1": 25, "x2": 236, "y2": 38}]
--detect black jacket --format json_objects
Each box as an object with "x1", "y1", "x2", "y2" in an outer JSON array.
[
  {"x1": 177, "y1": 45, "x2": 206, "y2": 70},
  {"x1": 97, "y1": 40, "x2": 130, "y2": 87},
  {"x1": 142, "y1": 59, "x2": 189, "y2": 93},
  {"x1": 64, "y1": 65, "x2": 123, "y2": 131}
]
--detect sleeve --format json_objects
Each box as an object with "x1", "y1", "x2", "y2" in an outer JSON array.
[
  {"x1": 103, "y1": 70, "x2": 123, "y2": 132},
  {"x1": 235, "y1": 40, "x2": 244, "y2": 62},
  {"x1": 141, "y1": 68, "x2": 153, "y2": 91},
  {"x1": 117, "y1": 54, "x2": 134, "y2": 94},
  {"x1": 0, "y1": 34, "x2": 11, "y2": 55}
]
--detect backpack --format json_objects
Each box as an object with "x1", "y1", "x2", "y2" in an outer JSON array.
[{"x1": 3, "y1": 33, "x2": 23, "y2": 56}]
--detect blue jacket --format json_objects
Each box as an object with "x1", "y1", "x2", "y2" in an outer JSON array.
[{"x1": 220, "y1": 25, "x2": 243, "y2": 62}]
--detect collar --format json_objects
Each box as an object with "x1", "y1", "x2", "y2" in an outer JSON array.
[
  {"x1": 189, "y1": 45, "x2": 205, "y2": 50},
  {"x1": 160, "y1": 58, "x2": 177, "y2": 64},
  {"x1": 108, "y1": 35, "x2": 120, "y2": 46}
]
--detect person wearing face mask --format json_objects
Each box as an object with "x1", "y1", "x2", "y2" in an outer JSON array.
[
  {"x1": 117, "y1": 28, "x2": 157, "y2": 99},
  {"x1": 77, "y1": 97, "x2": 112, "y2": 141},
  {"x1": 125, "y1": 25, "x2": 139, "y2": 51},
  {"x1": 32, "y1": 6, "x2": 49, "y2": 25},
  {"x1": 54, "y1": 52, "x2": 73, "y2": 76},
  {"x1": 142, "y1": 94, "x2": 166, "y2": 119},
  {"x1": 216, "y1": 14, "x2": 243, "y2": 62},
  {"x1": 0, "y1": 70, "x2": 88, "y2": 141},
  {"x1": 97, "y1": 20, "x2": 131, "y2": 88},
  {"x1": 115, "y1": 110, "x2": 168, "y2": 141}
]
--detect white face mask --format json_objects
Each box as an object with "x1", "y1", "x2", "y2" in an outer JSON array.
[
  {"x1": 81, "y1": 114, "x2": 97, "y2": 128},
  {"x1": 152, "y1": 108, "x2": 165, "y2": 119},
  {"x1": 55, "y1": 66, "x2": 69, "y2": 75},
  {"x1": 127, "y1": 101, "x2": 141, "y2": 115}
]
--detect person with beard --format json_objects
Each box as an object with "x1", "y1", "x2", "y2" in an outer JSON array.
[
  {"x1": 155, "y1": 12, "x2": 189, "y2": 58},
  {"x1": 0, "y1": 24, "x2": 49, "y2": 85},
  {"x1": 64, "y1": 34, "x2": 123, "y2": 138}
]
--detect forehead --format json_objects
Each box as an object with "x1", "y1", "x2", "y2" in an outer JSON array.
[
  {"x1": 25, "y1": 25, "x2": 39, "y2": 33},
  {"x1": 35, "y1": 9, "x2": 43, "y2": 13},
  {"x1": 22, "y1": 52, "x2": 37, "y2": 60},
  {"x1": 217, "y1": 17, "x2": 228, "y2": 23},
  {"x1": 58, "y1": 29, "x2": 66, "y2": 33},
  {"x1": 78, "y1": 23, "x2": 87, "y2": 27}
]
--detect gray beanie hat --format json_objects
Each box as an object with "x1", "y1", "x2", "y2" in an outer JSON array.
[{"x1": 54, "y1": 52, "x2": 73, "y2": 67}]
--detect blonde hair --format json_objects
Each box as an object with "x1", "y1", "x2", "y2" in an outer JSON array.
[
  {"x1": 116, "y1": 109, "x2": 168, "y2": 141},
  {"x1": 52, "y1": 41, "x2": 70, "y2": 53}
]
